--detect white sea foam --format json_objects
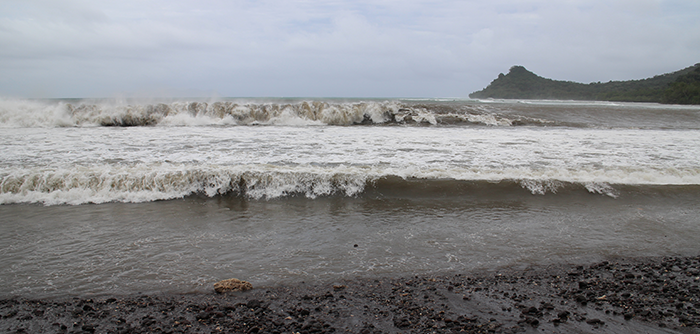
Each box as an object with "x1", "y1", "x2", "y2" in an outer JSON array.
[
  {"x1": 0, "y1": 98, "x2": 72, "y2": 127},
  {"x1": 584, "y1": 182, "x2": 620, "y2": 197},
  {"x1": 462, "y1": 113, "x2": 513, "y2": 126},
  {"x1": 518, "y1": 179, "x2": 564, "y2": 195}
]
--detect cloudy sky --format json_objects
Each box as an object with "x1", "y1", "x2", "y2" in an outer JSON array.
[{"x1": 1, "y1": 0, "x2": 698, "y2": 98}]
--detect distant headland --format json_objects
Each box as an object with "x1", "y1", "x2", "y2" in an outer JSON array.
[{"x1": 470, "y1": 63, "x2": 700, "y2": 104}]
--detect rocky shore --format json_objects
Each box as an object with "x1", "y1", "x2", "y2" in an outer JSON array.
[{"x1": 2, "y1": 256, "x2": 699, "y2": 333}]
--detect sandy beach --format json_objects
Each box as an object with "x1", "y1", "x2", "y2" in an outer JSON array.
[{"x1": 2, "y1": 255, "x2": 699, "y2": 333}]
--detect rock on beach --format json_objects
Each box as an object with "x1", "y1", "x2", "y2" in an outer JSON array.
[{"x1": 213, "y1": 278, "x2": 253, "y2": 293}]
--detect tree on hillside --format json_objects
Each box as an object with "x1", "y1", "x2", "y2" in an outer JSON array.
[{"x1": 663, "y1": 67, "x2": 700, "y2": 104}]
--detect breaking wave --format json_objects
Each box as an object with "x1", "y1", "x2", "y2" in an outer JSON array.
[
  {"x1": 2, "y1": 163, "x2": 699, "y2": 205},
  {"x1": 0, "y1": 98, "x2": 554, "y2": 128},
  {"x1": 0, "y1": 164, "x2": 373, "y2": 205}
]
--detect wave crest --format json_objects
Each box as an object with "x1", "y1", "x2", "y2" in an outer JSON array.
[
  {"x1": 4, "y1": 163, "x2": 694, "y2": 205},
  {"x1": 0, "y1": 164, "x2": 375, "y2": 205},
  {"x1": 0, "y1": 98, "x2": 555, "y2": 128}
]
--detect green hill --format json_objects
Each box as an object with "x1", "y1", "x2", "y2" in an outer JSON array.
[{"x1": 470, "y1": 64, "x2": 700, "y2": 104}]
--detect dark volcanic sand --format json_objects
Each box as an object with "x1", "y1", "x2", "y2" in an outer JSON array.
[{"x1": 2, "y1": 256, "x2": 699, "y2": 334}]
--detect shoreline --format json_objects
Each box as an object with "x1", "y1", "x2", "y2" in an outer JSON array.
[{"x1": 2, "y1": 255, "x2": 699, "y2": 333}]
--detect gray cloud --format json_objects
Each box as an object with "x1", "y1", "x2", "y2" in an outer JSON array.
[{"x1": 0, "y1": 0, "x2": 698, "y2": 97}]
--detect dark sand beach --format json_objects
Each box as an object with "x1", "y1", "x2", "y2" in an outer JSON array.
[{"x1": 2, "y1": 255, "x2": 699, "y2": 334}]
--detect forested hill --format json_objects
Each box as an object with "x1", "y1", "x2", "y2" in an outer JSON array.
[{"x1": 469, "y1": 64, "x2": 700, "y2": 104}]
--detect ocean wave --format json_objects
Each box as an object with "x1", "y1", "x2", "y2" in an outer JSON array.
[
  {"x1": 0, "y1": 98, "x2": 555, "y2": 128},
  {"x1": 2, "y1": 163, "x2": 699, "y2": 205},
  {"x1": 0, "y1": 164, "x2": 373, "y2": 205}
]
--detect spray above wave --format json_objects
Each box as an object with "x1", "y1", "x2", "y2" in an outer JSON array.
[
  {"x1": 0, "y1": 98, "x2": 553, "y2": 128},
  {"x1": 2, "y1": 163, "x2": 699, "y2": 205}
]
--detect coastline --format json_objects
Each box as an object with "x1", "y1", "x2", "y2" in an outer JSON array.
[{"x1": 2, "y1": 255, "x2": 699, "y2": 333}]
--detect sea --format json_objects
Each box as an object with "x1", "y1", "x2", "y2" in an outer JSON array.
[{"x1": 1, "y1": 97, "x2": 699, "y2": 298}]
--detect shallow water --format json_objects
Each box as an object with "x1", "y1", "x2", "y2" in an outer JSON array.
[{"x1": 2, "y1": 185, "x2": 700, "y2": 298}]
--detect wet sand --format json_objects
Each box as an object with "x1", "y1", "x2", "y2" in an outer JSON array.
[{"x1": 2, "y1": 256, "x2": 699, "y2": 333}]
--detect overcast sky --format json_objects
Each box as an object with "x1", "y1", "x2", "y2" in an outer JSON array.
[{"x1": 1, "y1": 0, "x2": 698, "y2": 98}]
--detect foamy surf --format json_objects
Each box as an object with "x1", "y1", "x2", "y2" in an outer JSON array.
[
  {"x1": 0, "y1": 98, "x2": 575, "y2": 128},
  {"x1": 2, "y1": 163, "x2": 699, "y2": 205}
]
